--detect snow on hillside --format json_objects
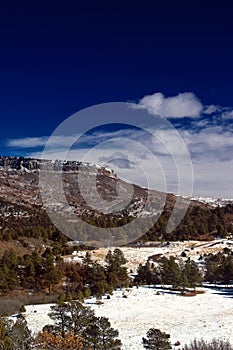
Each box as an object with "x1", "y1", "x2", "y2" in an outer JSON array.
[
  {"x1": 64, "y1": 239, "x2": 233, "y2": 273},
  {"x1": 187, "y1": 196, "x2": 233, "y2": 207},
  {"x1": 24, "y1": 286, "x2": 233, "y2": 350}
]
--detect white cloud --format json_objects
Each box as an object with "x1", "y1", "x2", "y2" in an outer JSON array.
[
  {"x1": 203, "y1": 104, "x2": 218, "y2": 114},
  {"x1": 7, "y1": 135, "x2": 78, "y2": 149},
  {"x1": 99, "y1": 152, "x2": 136, "y2": 169},
  {"x1": 221, "y1": 109, "x2": 233, "y2": 119},
  {"x1": 180, "y1": 127, "x2": 233, "y2": 162},
  {"x1": 139, "y1": 92, "x2": 203, "y2": 118},
  {"x1": 7, "y1": 136, "x2": 49, "y2": 148}
]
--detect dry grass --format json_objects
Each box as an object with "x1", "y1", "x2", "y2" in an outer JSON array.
[{"x1": 0, "y1": 290, "x2": 61, "y2": 316}]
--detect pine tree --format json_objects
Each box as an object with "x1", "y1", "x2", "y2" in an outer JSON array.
[
  {"x1": 105, "y1": 249, "x2": 128, "y2": 288},
  {"x1": 43, "y1": 252, "x2": 61, "y2": 294},
  {"x1": 48, "y1": 302, "x2": 69, "y2": 338},
  {"x1": 221, "y1": 255, "x2": 233, "y2": 286},
  {"x1": 66, "y1": 301, "x2": 95, "y2": 336},
  {"x1": 159, "y1": 257, "x2": 181, "y2": 288},
  {"x1": 205, "y1": 256, "x2": 221, "y2": 285},
  {"x1": 183, "y1": 258, "x2": 202, "y2": 289},
  {"x1": 46, "y1": 302, "x2": 121, "y2": 349},
  {"x1": 84, "y1": 316, "x2": 121, "y2": 349},
  {"x1": 142, "y1": 328, "x2": 171, "y2": 350}
]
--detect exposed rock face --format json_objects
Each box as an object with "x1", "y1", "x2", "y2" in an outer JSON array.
[{"x1": 0, "y1": 156, "x2": 159, "y2": 211}]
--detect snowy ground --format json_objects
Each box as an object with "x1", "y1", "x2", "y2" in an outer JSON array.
[
  {"x1": 24, "y1": 240, "x2": 233, "y2": 349},
  {"x1": 24, "y1": 285, "x2": 233, "y2": 350},
  {"x1": 64, "y1": 239, "x2": 233, "y2": 273}
]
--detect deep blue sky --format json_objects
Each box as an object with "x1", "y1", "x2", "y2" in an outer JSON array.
[
  {"x1": 2, "y1": 1, "x2": 233, "y2": 198},
  {"x1": 1, "y1": 0, "x2": 233, "y2": 145}
]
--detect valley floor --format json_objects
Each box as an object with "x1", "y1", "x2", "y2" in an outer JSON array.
[{"x1": 24, "y1": 285, "x2": 233, "y2": 350}]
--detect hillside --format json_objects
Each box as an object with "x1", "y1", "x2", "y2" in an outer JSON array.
[{"x1": 0, "y1": 156, "x2": 233, "y2": 247}]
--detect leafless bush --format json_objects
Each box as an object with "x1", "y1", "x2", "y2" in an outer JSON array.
[
  {"x1": 0, "y1": 292, "x2": 60, "y2": 316},
  {"x1": 183, "y1": 338, "x2": 233, "y2": 350}
]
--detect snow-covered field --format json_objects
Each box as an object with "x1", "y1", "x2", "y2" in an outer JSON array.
[
  {"x1": 23, "y1": 241, "x2": 233, "y2": 349},
  {"x1": 25, "y1": 286, "x2": 233, "y2": 350}
]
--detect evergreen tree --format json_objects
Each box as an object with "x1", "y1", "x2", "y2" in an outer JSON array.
[
  {"x1": 182, "y1": 258, "x2": 202, "y2": 289},
  {"x1": 105, "y1": 249, "x2": 128, "y2": 288},
  {"x1": 0, "y1": 269, "x2": 8, "y2": 294},
  {"x1": 31, "y1": 251, "x2": 43, "y2": 289},
  {"x1": 48, "y1": 302, "x2": 69, "y2": 338},
  {"x1": 43, "y1": 252, "x2": 61, "y2": 294},
  {"x1": 159, "y1": 257, "x2": 181, "y2": 288},
  {"x1": 66, "y1": 301, "x2": 95, "y2": 337},
  {"x1": 84, "y1": 316, "x2": 121, "y2": 350},
  {"x1": 183, "y1": 338, "x2": 233, "y2": 350},
  {"x1": 205, "y1": 255, "x2": 221, "y2": 285},
  {"x1": 221, "y1": 255, "x2": 233, "y2": 286},
  {"x1": 135, "y1": 262, "x2": 160, "y2": 286},
  {"x1": 47, "y1": 302, "x2": 121, "y2": 349},
  {"x1": 1, "y1": 249, "x2": 19, "y2": 290},
  {"x1": 142, "y1": 328, "x2": 171, "y2": 350}
]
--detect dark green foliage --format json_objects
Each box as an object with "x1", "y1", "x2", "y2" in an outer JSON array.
[
  {"x1": 47, "y1": 301, "x2": 121, "y2": 349},
  {"x1": 205, "y1": 252, "x2": 233, "y2": 285},
  {"x1": 181, "y1": 258, "x2": 202, "y2": 289},
  {"x1": 136, "y1": 256, "x2": 202, "y2": 290},
  {"x1": 0, "y1": 248, "x2": 62, "y2": 296},
  {"x1": 159, "y1": 257, "x2": 181, "y2": 288},
  {"x1": 140, "y1": 203, "x2": 233, "y2": 242},
  {"x1": 19, "y1": 305, "x2": 26, "y2": 313},
  {"x1": 0, "y1": 250, "x2": 19, "y2": 293},
  {"x1": 135, "y1": 262, "x2": 160, "y2": 286},
  {"x1": 142, "y1": 328, "x2": 171, "y2": 350},
  {"x1": 105, "y1": 248, "x2": 128, "y2": 288},
  {"x1": 42, "y1": 251, "x2": 62, "y2": 294},
  {"x1": 84, "y1": 316, "x2": 121, "y2": 350}
]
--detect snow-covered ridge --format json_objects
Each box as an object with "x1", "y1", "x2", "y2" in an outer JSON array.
[
  {"x1": 0, "y1": 156, "x2": 117, "y2": 178},
  {"x1": 185, "y1": 195, "x2": 233, "y2": 207}
]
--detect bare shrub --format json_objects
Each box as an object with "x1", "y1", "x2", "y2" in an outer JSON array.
[
  {"x1": 0, "y1": 291, "x2": 60, "y2": 316},
  {"x1": 183, "y1": 338, "x2": 233, "y2": 350}
]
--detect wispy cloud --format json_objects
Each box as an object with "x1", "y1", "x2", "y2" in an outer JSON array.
[
  {"x1": 7, "y1": 135, "x2": 78, "y2": 149},
  {"x1": 221, "y1": 109, "x2": 233, "y2": 119},
  {"x1": 7, "y1": 136, "x2": 49, "y2": 148},
  {"x1": 99, "y1": 152, "x2": 136, "y2": 169},
  {"x1": 203, "y1": 104, "x2": 219, "y2": 114}
]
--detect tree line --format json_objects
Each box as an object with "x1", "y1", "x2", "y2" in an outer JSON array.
[
  {"x1": 135, "y1": 256, "x2": 202, "y2": 291},
  {"x1": 1, "y1": 200, "x2": 233, "y2": 243},
  {"x1": 0, "y1": 248, "x2": 129, "y2": 312},
  {"x1": 135, "y1": 250, "x2": 233, "y2": 289}
]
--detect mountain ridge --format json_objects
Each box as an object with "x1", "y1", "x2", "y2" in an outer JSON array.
[{"x1": 0, "y1": 155, "x2": 232, "y2": 246}]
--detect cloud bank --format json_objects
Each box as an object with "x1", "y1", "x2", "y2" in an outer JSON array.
[{"x1": 5, "y1": 93, "x2": 233, "y2": 198}]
